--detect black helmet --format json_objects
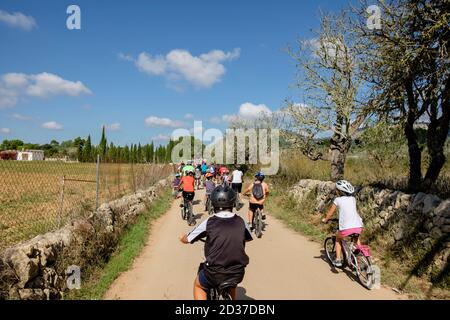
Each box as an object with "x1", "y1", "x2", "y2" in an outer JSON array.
[{"x1": 210, "y1": 185, "x2": 236, "y2": 210}]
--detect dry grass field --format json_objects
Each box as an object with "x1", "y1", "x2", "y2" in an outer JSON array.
[{"x1": 0, "y1": 161, "x2": 173, "y2": 250}]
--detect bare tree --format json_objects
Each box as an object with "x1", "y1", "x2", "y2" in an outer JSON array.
[{"x1": 281, "y1": 11, "x2": 372, "y2": 180}]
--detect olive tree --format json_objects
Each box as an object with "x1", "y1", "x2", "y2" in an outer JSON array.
[
  {"x1": 354, "y1": 0, "x2": 450, "y2": 191},
  {"x1": 281, "y1": 12, "x2": 372, "y2": 180}
]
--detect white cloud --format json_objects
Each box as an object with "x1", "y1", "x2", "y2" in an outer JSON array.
[
  {"x1": 209, "y1": 116, "x2": 223, "y2": 124},
  {"x1": 42, "y1": 121, "x2": 63, "y2": 130},
  {"x1": 105, "y1": 123, "x2": 121, "y2": 131},
  {"x1": 151, "y1": 134, "x2": 170, "y2": 141},
  {"x1": 0, "y1": 10, "x2": 37, "y2": 31},
  {"x1": 145, "y1": 116, "x2": 184, "y2": 128},
  {"x1": 26, "y1": 73, "x2": 92, "y2": 97},
  {"x1": 0, "y1": 72, "x2": 92, "y2": 108},
  {"x1": 304, "y1": 37, "x2": 345, "y2": 60},
  {"x1": 0, "y1": 128, "x2": 11, "y2": 134},
  {"x1": 117, "y1": 53, "x2": 134, "y2": 62},
  {"x1": 11, "y1": 113, "x2": 31, "y2": 121},
  {"x1": 184, "y1": 113, "x2": 194, "y2": 119},
  {"x1": 221, "y1": 102, "x2": 272, "y2": 123},
  {"x1": 136, "y1": 52, "x2": 167, "y2": 75},
  {"x1": 123, "y1": 48, "x2": 240, "y2": 89}
]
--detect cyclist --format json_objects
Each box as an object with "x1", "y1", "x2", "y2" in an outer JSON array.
[
  {"x1": 179, "y1": 170, "x2": 196, "y2": 210},
  {"x1": 321, "y1": 180, "x2": 364, "y2": 267},
  {"x1": 177, "y1": 162, "x2": 185, "y2": 174},
  {"x1": 201, "y1": 160, "x2": 208, "y2": 184},
  {"x1": 221, "y1": 167, "x2": 231, "y2": 187},
  {"x1": 204, "y1": 172, "x2": 215, "y2": 211},
  {"x1": 172, "y1": 173, "x2": 182, "y2": 198},
  {"x1": 243, "y1": 171, "x2": 269, "y2": 230},
  {"x1": 194, "y1": 166, "x2": 202, "y2": 189},
  {"x1": 179, "y1": 185, "x2": 253, "y2": 300},
  {"x1": 182, "y1": 161, "x2": 195, "y2": 176},
  {"x1": 201, "y1": 160, "x2": 208, "y2": 175},
  {"x1": 231, "y1": 165, "x2": 244, "y2": 195}
]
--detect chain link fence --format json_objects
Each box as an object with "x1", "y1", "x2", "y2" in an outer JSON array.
[{"x1": 0, "y1": 158, "x2": 173, "y2": 251}]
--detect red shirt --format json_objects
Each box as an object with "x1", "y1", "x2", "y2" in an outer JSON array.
[
  {"x1": 180, "y1": 176, "x2": 195, "y2": 192},
  {"x1": 219, "y1": 166, "x2": 228, "y2": 175}
]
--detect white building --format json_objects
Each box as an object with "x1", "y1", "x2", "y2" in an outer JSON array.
[{"x1": 17, "y1": 150, "x2": 45, "y2": 161}]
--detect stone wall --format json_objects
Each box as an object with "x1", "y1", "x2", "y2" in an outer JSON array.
[
  {"x1": 290, "y1": 179, "x2": 450, "y2": 277},
  {"x1": 0, "y1": 178, "x2": 170, "y2": 300}
]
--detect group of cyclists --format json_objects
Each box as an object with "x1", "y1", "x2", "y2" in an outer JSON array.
[{"x1": 174, "y1": 159, "x2": 365, "y2": 300}]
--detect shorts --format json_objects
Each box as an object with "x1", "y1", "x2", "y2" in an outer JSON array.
[
  {"x1": 249, "y1": 203, "x2": 264, "y2": 212},
  {"x1": 182, "y1": 191, "x2": 195, "y2": 201},
  {"x1": 339, "y1": 227, "x2": 363, "y2": 237},
  {"x1": 198, "y1": 269, "x2": 215, "y2": 289},
  {"x1": 197, "y1": 263, "x2": 245, "y2": 289},
  {"x1": 231, "y1": 183, "x2": 242, "y2": 193}
]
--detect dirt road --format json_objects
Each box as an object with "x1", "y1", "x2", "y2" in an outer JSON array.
[{"x1": 104, "y1": 188, "x2": 403, "y2": 300}]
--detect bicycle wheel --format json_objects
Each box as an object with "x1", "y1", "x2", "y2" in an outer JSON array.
[
  {"x1": 352, "y1": 253, "x2": 374, "y2": 289},
  {"x1": 208, "y1": 199, "x2": 214, "y2": 215},
  {"x1": 254, "y1": 209, "x2": 263, "y2": 238},
  {"x1": 181, "y1": 206, "x2": 186, "y2": 220},
  {"x1": 324, "y1": 237, "x2": 337, "y2": 265},
  {"x1": 187, "y1": 203, "x2": 195, "y2": 226}
]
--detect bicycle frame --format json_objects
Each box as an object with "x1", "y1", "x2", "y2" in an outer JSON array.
[{"x1": 341, "y1": 238, "x2": 358, "y2": 268}]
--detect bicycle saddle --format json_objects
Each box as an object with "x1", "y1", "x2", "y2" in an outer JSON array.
[
  {"x1": 218, "y1": 281, "x2": 238, "y2": 292},
  {"x1": 348, "y1": 233, "x2": 360, "y2": 240}
]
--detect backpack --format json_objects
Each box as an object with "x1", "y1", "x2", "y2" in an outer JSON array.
[{"x1": 252, "y1": 183, "x2": 264, "y2": 200}]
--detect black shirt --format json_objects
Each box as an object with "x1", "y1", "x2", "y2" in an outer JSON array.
[{"x1": 187, "y1": 211, "x2": 253, "y2": 274}]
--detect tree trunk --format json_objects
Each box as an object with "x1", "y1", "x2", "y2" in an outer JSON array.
[
  {"x1": 404, "y1": 118, "x2": 422, "y2": 192},
  {"x1": 422, "y1": 76, "x2": 450, "y2": 191},
  {"x1": 329, "y1": 133, "x2": 351, "y2": 181}
]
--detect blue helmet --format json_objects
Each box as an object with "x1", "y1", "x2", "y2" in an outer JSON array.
[{"x1": 255, "y1": 171, "x2": 265, "y2": 180}]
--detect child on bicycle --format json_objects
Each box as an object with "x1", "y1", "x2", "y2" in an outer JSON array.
[
  {"x1": 243, "y1": 171, "x2": 269, "y2": 230},
  {"x1": 322, "y1": 180, "x2": 363, "y2": 267},
  {"x1": 172, "y1": 173, "x2": 182, "y2": 198},
  {"x1": 179, "y1": 185, "x2": 253, "y2": 300},
  {"x1": 204, "y1": 173, "x2": 215, "y2": 211},
  {"x1": 179, "y1": 170, "x2": 196, "y2": 207}
]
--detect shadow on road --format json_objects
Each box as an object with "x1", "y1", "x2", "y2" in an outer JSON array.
[{"x1": 314, "y1": 249, "x2": 367, "y2": 286}]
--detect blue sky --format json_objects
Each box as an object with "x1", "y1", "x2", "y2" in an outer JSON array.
[{"x1": 0, "y1": 0, "x2": 351, "y2": 146}]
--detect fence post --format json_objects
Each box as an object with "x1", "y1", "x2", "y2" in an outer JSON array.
[
  {"x1": 96, "y1": 154, "x2": 100, "y2": 209},
  {"x1": 58, "y1": 175, "x2": 65, "y2": 228}
]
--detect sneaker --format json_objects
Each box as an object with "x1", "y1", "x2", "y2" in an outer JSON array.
[{"x1": 334, "y1": 259, "x2": 343, "y2": 267}]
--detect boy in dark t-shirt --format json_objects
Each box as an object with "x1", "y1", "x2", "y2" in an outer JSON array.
[{"x1": 179, "y1": 185, "x2": 252, "y2": 300}]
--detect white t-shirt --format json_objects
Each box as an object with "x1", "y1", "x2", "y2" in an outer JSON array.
[
  {"x1": 333, "y1": 196, "x2": 363, "y2": 231},
  {"x1": 231, "y1": 170, "x2": 243, "y2": 183}
]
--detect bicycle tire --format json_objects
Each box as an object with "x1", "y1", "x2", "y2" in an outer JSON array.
[
  {"x1": 353, "y1": 253, "x2": 374, "y2": 289},
  {"x1": 208, "y1": 199, "x2": 214, "y2": 215},
  {"x1": 187, "y1": 203, "x2": 195, "y2": 226},
  {"x1": 324, "y1": 237, "x2": 337, "y2": 265},
  {"x1": 254, "y1": 209, "x2": 263, "y2": 238},
  {"x1": 181, "y1": 207, "x2": 186, "y2": 220}
]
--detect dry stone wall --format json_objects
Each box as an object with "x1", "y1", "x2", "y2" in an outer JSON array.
[{"x1": 290, "y1": 179, "x2": 450, "y2": 274}]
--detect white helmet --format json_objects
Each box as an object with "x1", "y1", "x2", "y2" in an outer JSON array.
[{"x1": 336, "y1": 180, "x2": 355, "y2": 194}]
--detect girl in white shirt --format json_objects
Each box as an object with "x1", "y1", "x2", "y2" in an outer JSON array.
[{"x1": 322, "y1": 180, "x2": 363, "y2": 267}]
